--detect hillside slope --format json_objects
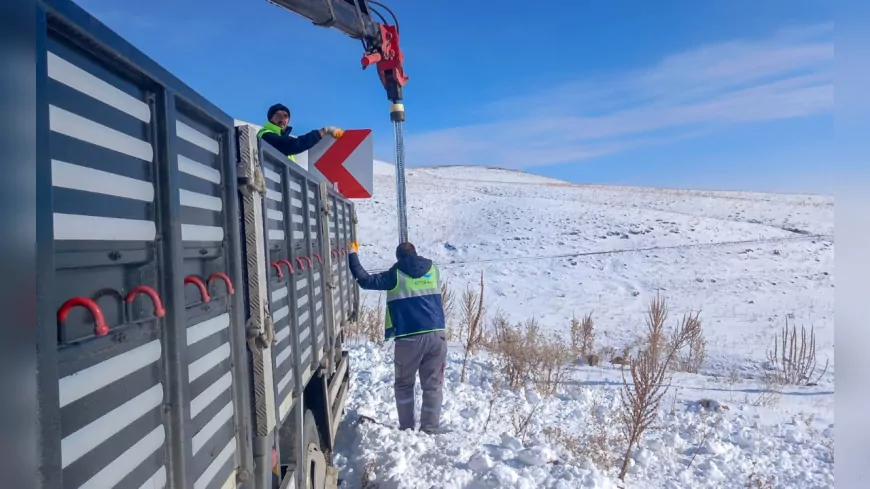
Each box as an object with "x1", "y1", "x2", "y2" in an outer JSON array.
[
  {"x1": 333, "y1": 163, "x2": 834, "y2": 488},
  {"x1": 354, "y1": 162, "x2": 833, "y2": 368}
]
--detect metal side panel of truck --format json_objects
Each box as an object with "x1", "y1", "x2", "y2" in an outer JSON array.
[{"x1": 35, "y1": 1, "x2": 358, "y2": 488}]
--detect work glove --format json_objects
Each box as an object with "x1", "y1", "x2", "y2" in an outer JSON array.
[
  {"x1": 322, "y1": 126, "x2": 344, "y2": 138},
  {"x1": 348, "y1": 241, "x2": 359, "y2": 253}
]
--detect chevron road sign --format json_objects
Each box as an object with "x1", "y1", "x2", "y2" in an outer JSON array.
[{"x1": 308, "y1": 129, "x2": 374, "y2": 199}]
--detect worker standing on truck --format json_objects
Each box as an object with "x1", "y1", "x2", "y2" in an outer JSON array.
[
  {"x1": 347, "y1": 241, "x2": 448, "y2": 434},
  {"x1": 257, "y1": 103, "x2": 343, "y2": 162}
]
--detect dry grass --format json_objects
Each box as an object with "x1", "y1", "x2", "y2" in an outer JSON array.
[
  {"x1": 441, "y1": 280, "x2": 457, "y2": 341},
  {"x1": 673, "y1": 312, "x2": 707, "y2": 374},
  {"x1": 533, "y1": 332, "x2": 574, "y2": 396},
  {"x1": 617, "y1": 294, "x2": 704, "y2": 481},
  {"x1": 746, "y1": 461, "x2": 774, "y2": 488},
  {"x1": 487, "y1": 313, "x2": 573, "y2": 394},
  {"x1": 543, "y1": 396, "x2": 623, "y2": 469},
  {"x1": 766, "y1": 319, "x2": 828, "y2": 386},
  {"x1": 487, "y1": 313, "x2": 533, "y2": 390},
  {"x1": 459, "y1": 272, "x2": 486, "y2": 383},
  {"x1": 569, "y1": 312, "x2": 596, "y2": 360},
  {"x1": 346, "y1": 296, "x2": 384, "y2": 346},
  {"x1": 508, "y1": 397, "x2": 543, "y2": 444},
  {"x1": 360, "y1": 458, "x2": 378, "y2": 488},
  {"x1": 481, "y1": 379, "x2": 505, "y2": 434},
  {"x1": 685, "y1": 411, "x2": 714, "y2": 471}
]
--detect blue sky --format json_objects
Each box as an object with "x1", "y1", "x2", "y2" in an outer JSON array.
[{"x1": 77, "y1": 0, "x2": 834, "y2": 194}]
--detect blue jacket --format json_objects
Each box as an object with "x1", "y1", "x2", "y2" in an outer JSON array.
[
  {"x1": 348, "y1": 252, "x2": 445, "y2": 338},
  {"x1": 259, "y1": 122, "x2": 322, "y2": 157}
]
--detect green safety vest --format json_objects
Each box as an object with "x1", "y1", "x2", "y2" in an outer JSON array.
[
  {"x1": 257, "y1": 121, "x2": 296, "y2": 162},
  {"x1": 384, "y1": 264, "x2": 445, "y2": 340}
]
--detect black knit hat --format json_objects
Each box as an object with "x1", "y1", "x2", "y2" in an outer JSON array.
[
  {"x1": 396, "y1": 242, "x2": 417, "y2": 260},
  {"x1": 267, "y1": 103, "x2": 290, "y2": 121}
]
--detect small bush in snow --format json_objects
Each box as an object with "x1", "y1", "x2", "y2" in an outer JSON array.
[
  {"x1": 543, "y1": 396, "x2": 623, "y2": 469},
  {"x1": 766, "y1": 319, "x2": 828, "y2": 386},
  {"x1": 441, "y1": 279, "x2": 456, "y2": 341},
  {"x1": 533, "y1": 333, "x2": 574, "y2": 396},
  {"x1": 347, "y1": 296, "x2": 384, "y2": 346},
  {"x1": 618, "y1": 294, "x2": 705, "y2": 481},
  {"x1": 508, "y1": 397, "x2": 543, "y2": 443},
  {"x1": 487, "y1": 314, "x2": 535, "y2": 390},
  {"x1": 459, "y1": 271, "x2": 487, "y2": 383},
  {"x1": 671, "y1": 310, "x2": 706, "y2": 374},
  {"x1": 487, "y1": 314, "x2": 572, "y2": 394},
  {"x1": 569, "y1": 311, "x2": 595, "y2": 359}
]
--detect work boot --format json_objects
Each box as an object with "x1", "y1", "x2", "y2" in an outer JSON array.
[{"x1": 420, "y1": 425, "x2": 451, "y2": 435}]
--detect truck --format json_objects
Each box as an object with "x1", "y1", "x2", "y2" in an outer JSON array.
[{"x1": 35, "y1": 0, "x2": 386, "y2": 487}]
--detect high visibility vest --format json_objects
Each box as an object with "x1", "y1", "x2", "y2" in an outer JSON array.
[
  {"x1": 257, "y1": 121, "x2": 296, "y2": 162},
  {"x1": 384, "y1": 264, "x2": 445, "y2": 340}
]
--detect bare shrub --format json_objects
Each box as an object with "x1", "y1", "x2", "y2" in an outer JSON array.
[
  {"x1": 532, "y1": 332, "x2": 574, "y2": 396},
  {"x1": 508, "y1": 397, "x2": 543, "y2": 443},
  {"x1": 488, "y1": 314, "x2": 533, "y2": 390},
  {"x1": 489, "y1": 316, "x2": 571, "y2": 393},
  {"x1": 441, "y1": 280, "x2": 456, "y2": 341},
  {"x1": 598, "y1": 345, "x2": 617, "y2": 363},
  {"x1": 543, "y1": 396, "x2": 623, "y2": 469},
  {"x1": 670, "y1": 310, "x2": 706, "y2": 373},
  {"x1": 617, "y1": 294, "x2": 702, "y2": 481},
  {"x1": 766, "y1": 319, "x2": 828, "y2": 385},
  {"x1": 569, "y1": 313, "x2": 582, "y2": 356},
  {"x1": 685, "y1": 411, "x2": 714, "y2": 471},
  {"x1": 569, "y1": 312, "x2": 596, "y2": 358},
  {"x1": 347, "y1": 296, "x2": 384, "y2": 346},
  {"x1": 459, "y1": 271, "x2": 486, "y2": 383},
  {"x1": 645, "y1": 294, "x2": 668, "y2": 360},
  {"x1": 580, "y1": 313, "x2": 595, "y2": 357},
  {"x1": 746, "y1": 461, "x2": 774, "y2": 488},
  {"x1": 481, "y1": 378, "x2": 505, "y2": 434},
  {"x1": 360, "y1": 458, "x2": 378, "y2": 488},
  {"x1": 751, "y1": 372, "x2": 781, "y2": 408}
]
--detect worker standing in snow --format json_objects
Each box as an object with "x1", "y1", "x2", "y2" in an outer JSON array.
[
  {"x1": 347, "y1": 241, "x2": 448, "y2": 434},
  {"x1": 257, "y1": 103, "x2": 343, "y2": 162}
]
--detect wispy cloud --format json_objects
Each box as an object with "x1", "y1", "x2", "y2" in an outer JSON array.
[{"x1": 405, "y1": 24, "x2": 834, "y2": 169}]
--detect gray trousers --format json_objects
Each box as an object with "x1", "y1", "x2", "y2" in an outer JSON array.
[{"x1": 393, "y1": 331, "x2": 447, "y2": 433}]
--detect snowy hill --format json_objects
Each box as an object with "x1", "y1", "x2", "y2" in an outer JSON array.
[{"x1": 333, "y1": 163, "x2": 835, "y2": 488}]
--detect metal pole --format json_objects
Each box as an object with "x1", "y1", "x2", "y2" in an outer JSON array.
[{"x1": 390, "y1": 103, "x2": 409, "y2": 244}]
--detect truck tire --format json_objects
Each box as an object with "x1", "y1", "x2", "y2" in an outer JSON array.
[{"x1": 301, "y1": 409, "x2": 327, "y2": 489}]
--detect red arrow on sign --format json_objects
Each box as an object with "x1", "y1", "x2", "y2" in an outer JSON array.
[{"x1": 313, "y1": 129, "x2": 372, "y2": 198}]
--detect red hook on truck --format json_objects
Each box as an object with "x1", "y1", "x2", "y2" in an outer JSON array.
[
  {"x1": 277, "y1": 259, "x2": 295, "y2": 276},
  {"x1": 184, "y1": 275, "x2": 211, "y2": 303},
  {"x1": 295, "y1": 256, "x2": 313, "y2": 270},
  {"x1": 58, "y1": 297, "x2": 109, "y2": 337},
  {"x1": 125, "y1": 286, "x2": 166, "y2": 318},
  {"x1": 270, "y1": 262, "x2": 284, "y2": 278},
  {"x1": 207, "y1": 272, "x2": 235, "y2": 296}
]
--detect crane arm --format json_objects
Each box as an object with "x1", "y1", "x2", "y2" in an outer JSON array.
[
  {"x1": 265, "y1": 0, "x2": 408, "y2": 103},
  {"x1": 265, "y1": 0, "x2": 412, "y2": 244}
]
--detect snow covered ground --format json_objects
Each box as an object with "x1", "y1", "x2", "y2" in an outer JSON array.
[{"x1": 331, "y1": 161, "x2": 835, "y2": 488}]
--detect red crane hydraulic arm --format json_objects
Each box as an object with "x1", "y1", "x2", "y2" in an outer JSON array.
[
  {"x1": 265, "y1": 0, "x2": 412, "y2": 243},
  {"x1": 265, "y1": 0, "x2": 408, "y2": 107}
]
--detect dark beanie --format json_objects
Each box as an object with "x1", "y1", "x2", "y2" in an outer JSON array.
[
  {"x1": 396, "y1": 242, "x2": 417, "y2": 260},
  {"x1": 267, "y1": 103, "x2": 290, "y2": 120}
]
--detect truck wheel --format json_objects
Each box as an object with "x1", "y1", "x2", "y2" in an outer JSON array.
[{"x1": 301, "y1": 409, "x2": 327, "y2": 489}]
